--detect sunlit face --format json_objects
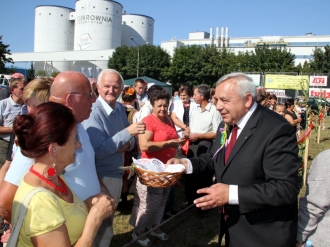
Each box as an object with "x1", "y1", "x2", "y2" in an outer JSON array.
[
  {"x1": 71, "y1": 82, "x2": 96, "y2": 123},
  {"x1": 97, "y1": 73, "x2": 123, "y2": 108},
  {"x1": 12, "y1": 82, "x2": 25, "y2": 100},
  {"x1": 214, "y1": 79, "x2": 252, "y2": 125},
  {"x1": 134, "y1": 82, "x2": 145, "y2": 96},
  {"x1": 270, "y1": 98, "x2": 277, "y2": 106},
  {"x1": 274, "y1": 105, "x2": 285, "y2": 117},
  {"x1": 193, "y1": 89, "x2": 203, "y2": 105},
  {"x1": 26, "y1": 97, "x2": 42, "y2": 113},
  {"x1": 152, "y1": 99, "x2": 169, "y2": 118},
  {"x1": 57, "y1": 126, "x2": 81, "y2": 166},
  {"x1": 180, "y1": 91, "x2": 190, "y2": 104}
]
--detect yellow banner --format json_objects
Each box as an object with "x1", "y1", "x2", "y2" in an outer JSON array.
[{"x1": 265, "y1": 75, "x2": 309, "y2": 90}]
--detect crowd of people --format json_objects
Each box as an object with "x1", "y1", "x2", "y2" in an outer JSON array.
[{"x1": 0, "y1": 71, "x2": 328, "y2": 247}]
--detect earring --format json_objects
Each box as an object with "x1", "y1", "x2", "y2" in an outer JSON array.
[{"x1": 44, "y1": 163, "x2": 57, "y2": 180}]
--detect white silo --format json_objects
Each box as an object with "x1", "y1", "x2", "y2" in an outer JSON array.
[
  {"x1": 121, "y1": 14, "x2": 154, "y2": 46},
  {"x1": 74, "y1": 0, "x2": 123, "y2": 50},
  {"x1": 34, "y1": 5, "x2": 74, "y2": 52}
]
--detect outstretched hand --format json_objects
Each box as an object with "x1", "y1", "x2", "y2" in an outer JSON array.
[
  {"x1": 166, "y1": 158, "x2": 189, "y2": 172},
  {"x1": 194, "y1": 183, "x2": 229, "y2": 210}
]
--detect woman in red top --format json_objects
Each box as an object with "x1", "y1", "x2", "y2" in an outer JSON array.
[{"x1": 129, "y1": 89, "x2": 185, "y2": 246}]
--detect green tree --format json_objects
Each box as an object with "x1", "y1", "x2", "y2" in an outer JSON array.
[
  {"x1": 164, "y1": 45, "x2": 237, "y2": 89},
  {"x1": 295, "y1": 61, "x2": 312, "y2": 74},
  {"x1": 235, "y1": 50, "x2": 257, "y2": 72},
  {"x1": 164, "y1": 45, "x2": 206, "y2": 88},
  {"x1": 36, "y1": 70, "x2": 47, "y2": 77},
  {"x1": 108, "y1": 45, "x2": 170, "y2": 81},
  {"x1": 309, "y1": 45, "x2": 330, "y2": 73},
  {"x1": 0, "y1": 36, "x2": 14, "y2": 74},
  {"x1": 6, "y1": 65, "x2": 17, "y2": 74},
  {"x1": 253, "y1": 44, "x2": 296, "y2": 72},
  {"x1": 51, "y1": 71, "x2": 60, "y2": 78},
  {"x1": 27, "y1": 63, "x2": 35, "y2": 81},
  {"x1": 108, "y1": 46, "x2": 131, "y2": 78}
]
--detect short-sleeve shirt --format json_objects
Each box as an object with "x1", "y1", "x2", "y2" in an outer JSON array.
[
  {"x1": 140, "y1": 114, "x2": 178, "y2": 163},
  {"x1": 13, "y1": 179, "x2": 88, "y2": 247},
  {"x1": 189, "y1": 102, "x2": 221, "y2": 134},
  {"x1": 0, "y1": 96, "x2": 27, "y2": 141}
]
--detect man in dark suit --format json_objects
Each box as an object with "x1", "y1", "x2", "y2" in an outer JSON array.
[{"x1": 167, "y1": 73, "x2": 300, "y2": 247}]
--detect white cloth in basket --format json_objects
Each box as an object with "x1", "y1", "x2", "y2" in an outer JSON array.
[{"x1": 132, "y1": 158, "x2": 185, "y2": 173}]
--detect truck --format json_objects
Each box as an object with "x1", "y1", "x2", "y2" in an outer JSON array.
[{"x1": 0, "y1": 74, "x2": 11, "y2": 88}]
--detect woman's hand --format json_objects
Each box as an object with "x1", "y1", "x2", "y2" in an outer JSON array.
[
  {"x1": 90, "y1": 195, "x2": 117, "y2": 220},
  {"x1": 183, "y1": 126, "x2": 190, "y2": 136},
  {"x1": 167, "y1": 138, "x2": 186, "y2": 148},
  {"x1": 0, "y1": 220, "x2": 11, "y2": 243}
]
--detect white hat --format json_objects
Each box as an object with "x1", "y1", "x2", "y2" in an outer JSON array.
[{"x1": 147, "y1": 82, "x2": 155, "y2": 90}]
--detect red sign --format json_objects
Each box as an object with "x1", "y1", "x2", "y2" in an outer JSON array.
[
  {"x1": 309, "y1": 76, "x2": 327, "y2": 86},
  {"x1": 312, "y1": 78, "x2": 325, "y2": 84},
  {"x1": 309, "y1": 88, "x2": 330, "y2": 98}
]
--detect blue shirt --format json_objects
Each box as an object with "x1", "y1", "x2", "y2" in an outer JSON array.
[{"x1": 82, "y1": 97, "x2": 135, "y2": 178}]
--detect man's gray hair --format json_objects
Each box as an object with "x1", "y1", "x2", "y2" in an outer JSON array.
[
  {"x1": 194, "y1": 84, "x2": 210, "y2": 101},
  {"x1": 97, "y1": 69, "x2": 124, "y2": 88},
  {"x1": 216, "y1": 73, "x2": 257, "y2": 101}
]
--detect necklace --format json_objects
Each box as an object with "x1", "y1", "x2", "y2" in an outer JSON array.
[{"x1": 29, "y1": 165, "x2": 68, "y2": 195}]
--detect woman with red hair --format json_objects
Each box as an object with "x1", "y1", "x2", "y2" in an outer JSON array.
[{"x1": 11, "y1": 102, "x2": 113, "y2": 247}]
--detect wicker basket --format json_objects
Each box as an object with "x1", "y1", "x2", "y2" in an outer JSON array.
[
  {"x1": 133, "y1": 158, "x2": 185, "y2": 188},
  {"x1": 134, "y1": 167, "x2": 184, "y2": 188}
]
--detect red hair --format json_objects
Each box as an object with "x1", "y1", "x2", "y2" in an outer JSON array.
[{"x1": 13, "y1": 102, "x2": 76, "y2": 158}]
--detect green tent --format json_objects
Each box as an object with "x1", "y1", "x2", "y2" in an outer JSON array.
[{"x1": 124, "y1": 76, "x2": 172, "y2": 88}]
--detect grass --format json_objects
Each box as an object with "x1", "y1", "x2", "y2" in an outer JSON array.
[{"x1": 112, "y1": 118, "x2": 330, "y2": 247}]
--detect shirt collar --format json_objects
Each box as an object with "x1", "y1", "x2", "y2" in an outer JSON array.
[
  {"x1": 98, "y1": 95, "x2": 117, "y2": 115},
  {"x1": 236, "y1": 102, "x2": 258, "y2": 130},
  {"x1": 197, "y1": 102, "x2": 212, "y2": 112}
]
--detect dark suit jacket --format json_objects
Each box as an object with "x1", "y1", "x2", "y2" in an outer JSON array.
[{"x1": 190, "y1": 104, "x2": 300, "y2": 247}]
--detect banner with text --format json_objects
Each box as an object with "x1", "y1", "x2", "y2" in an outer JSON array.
[
  {"x1": 265, "y1": 75, "x2": 308, "y2": 90},
  {"x1": 265, "y1": 89, "x2": 286, "y2": 97},
  {"x1": 309, "y1": 76, "x2": 328, "y2": 87},
  {"x1": 309, "y1": 88, "x2": 330, "y2": 98}
]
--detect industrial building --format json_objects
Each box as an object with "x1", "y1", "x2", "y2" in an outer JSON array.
[
  {"x1": 9, "y1": 0, "x2": 154, "y2": 78},
  {"x1": 8, "y1": 1, "x2": 330, "y2": 77},
  {"x1": 161, "y1": 27, "x2": 330, "y2": 66}
]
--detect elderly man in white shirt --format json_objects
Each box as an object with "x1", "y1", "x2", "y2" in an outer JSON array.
[{"x1": 185, "y1": 84, "x2": 221, "y2": 207}]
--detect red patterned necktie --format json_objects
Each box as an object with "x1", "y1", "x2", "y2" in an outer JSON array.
[{"x1": 225, "y1": 125, "x2": 238, "y2": 163}]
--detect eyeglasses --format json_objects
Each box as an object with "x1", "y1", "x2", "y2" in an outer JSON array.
[{"x1": 70, "y1": 91, "x2": 95, "y2": 98}]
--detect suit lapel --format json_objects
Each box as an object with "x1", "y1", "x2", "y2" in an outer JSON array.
[{"x1": 221, "y1": 105, "x2": 262, "y2": 176}]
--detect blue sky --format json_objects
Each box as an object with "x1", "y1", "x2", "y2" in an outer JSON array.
[{"x1": 1, "y1": 0, "x2": 329, "y2": 53}]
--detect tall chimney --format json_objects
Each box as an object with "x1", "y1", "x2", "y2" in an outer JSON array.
[
  {"x1": 220, "y1": 27, "x2": 224, "y2": 48},
  {"x1": 225, "y1": 27, "x2": 229, "y2": 47}
]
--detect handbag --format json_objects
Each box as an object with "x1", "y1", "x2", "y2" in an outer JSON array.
[{"x1": 6, "y1": 187, "x2": 48, "y2": 247}]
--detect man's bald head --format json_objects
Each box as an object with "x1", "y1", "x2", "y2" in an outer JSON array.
[
  {"x1": 50, "y1": 71, "x2": 95, "y2": 123},
  {"x1": 50, "y1": 71, "x2": 89, "y2": 101}
]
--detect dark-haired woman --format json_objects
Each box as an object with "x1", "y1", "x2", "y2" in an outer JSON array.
[
  {"x1": 284, "y1": 98, "x2": 302, "y2": 135},
  {"x1": 268, "y1": 94, "x2": 277, "y2": 110},
  {"x1": 129, "y1": 90, "x2": 185, "y2": 246},
  {"x1": 12, "y1": 102, "x2": 113, "y2": 247}
]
